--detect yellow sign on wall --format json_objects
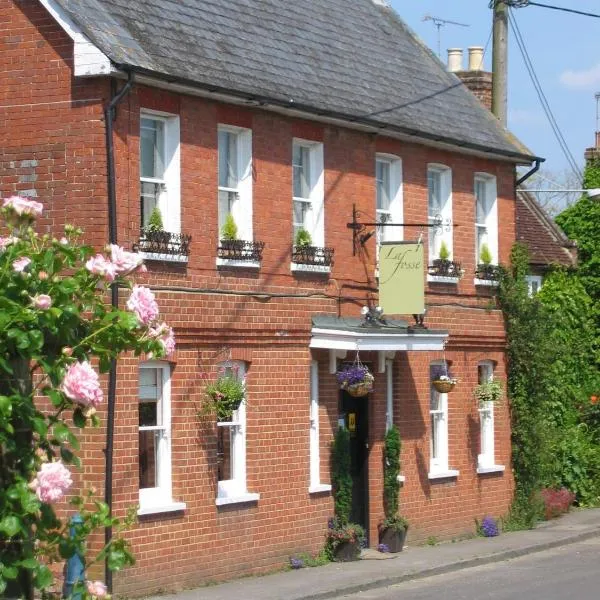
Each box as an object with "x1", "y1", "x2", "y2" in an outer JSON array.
[{"x1": 379, "y1": 242, "x2": 425, "y2": 316}]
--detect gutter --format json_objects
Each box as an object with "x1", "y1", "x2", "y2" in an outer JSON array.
[
  {"x1": 103, "y1": 71, "x2": 134, "y2": 594},
  {"x1": 516, "y1": 158, "x2": 543, "y2": 187},
  {"x1": 113, "y1": 63, "x2": 542, "y2": 166}
]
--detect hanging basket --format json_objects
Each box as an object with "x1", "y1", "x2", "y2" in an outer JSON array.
[
  {"x1": 432, "y1": 379, "x2": 455, "y2": 394},
  {"x1": 345, "y1": 376, "x2": 374, "y2": 397}
]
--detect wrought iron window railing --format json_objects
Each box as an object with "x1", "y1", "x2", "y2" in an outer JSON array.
[
  {"x1": 475, "y1": 264, "x2": 502, "y2": 281},
  {"x1": 217, "y1": 240, "x2": 265, "y2": 262},
  {"x1": 428, "y1": 259, "x2": 463, "y2": 278},
  {"x1": 291, "y1": 245, "x2": 334, "y2": 267},
  {"x1": 136, "y1": 229, "x2": 191, "y2": 258}
]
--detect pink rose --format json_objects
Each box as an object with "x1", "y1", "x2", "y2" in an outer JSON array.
[
  {"x1": 61, "y1": 361, "x2": 103, "y2": 407},
  {"x1": 86, "y1": 581, "x2": 108, "y2": 598},
  {"x1": 12, "y1": 256, "x2": 31, "y2": 272},
  {"x1": 3, "y1": 195, "x2": 43, "y2": 217},
  {"x1": 110, "y1": 244, "x2": 143, "y2": 275},
  {"x1": 30, "y1": 461, "x2": 72, "y2": 503},
  {"x1": 0, "y1": 236, "x2": 18, "y2": 251},
  {"x1": 149, "y1": 322, "x2": 176, "y2": 355},
  {"x1": 85, "y1": 254, "x2": 117, "y2": 282},
  {"x1": 38, "y1": 270, "x2": 48, "y2": 280},
  {"x1": 126, "y1": 285, "x2": 159, "y2": 326},
  {"x1": 32, "y1": 294, "x2": 52, "y2": 310}
]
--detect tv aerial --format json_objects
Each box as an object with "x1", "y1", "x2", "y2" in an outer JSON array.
[{"x1": 422, "y1": 15, "x2": 470, "y2": 58}]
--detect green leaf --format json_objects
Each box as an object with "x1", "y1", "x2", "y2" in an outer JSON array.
[
  {"x1": 47, "y1": 389, "x2": 64, "y2": 408},
  {"x1": 0, "y1": 395, "x2": 11, "y2": 416},
  {"x1": 34, "y1": 565, "x2": 53, "y2": 589},
  {"x1": 52, "y1": 422, "x2": 70, "y2": 444},
  {"x1": 0, "y1": 515, "x2": 22, "y2": 537},
  {"x1": 2, "y1": 565, "x2": 18, "y2": 580},
  {"x1": 73, "y1": 408, "x2": 86, "y2": 429},
  {"x1": 18, "y1": 558, "x2": 38, "y2": 570}
]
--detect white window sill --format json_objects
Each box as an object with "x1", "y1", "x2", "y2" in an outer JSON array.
[
  {"x1": 137, "y1": 501, "x2": 187, "y2": 516},
  {"x1": 291, "y1": 263, "x2": 331, "y2": 274},
  {"x1": 428, "y1": 469, "x2": 459, "y2": 480},
  {"x1": 139, "y1": 251, "x2": 188, "y2": 264},
  {"x1": 427, "y1": 275, "x2": 460, "y2": 285},
  {"x1": 477, "y1": 465, "x2": 506, "y2": 474},
  {"x1": 309, "y1": 483, "x2": 332, "y2": 494},
  {"x1": 216, "y1": 258, "x2": 260, "y2": 269},
  {"x1": 215, "y1": 492, "x2": 260, "y2": 506},
  {"x1": 474, "y1": 278, "x2": 499, "y2": 287},
  {"x1": 397, "y1": 475, "x2": 406, "y2": 483}
]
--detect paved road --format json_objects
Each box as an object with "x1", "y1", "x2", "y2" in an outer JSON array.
[{"x1": 337, "y1": 537, "x2": 600, "y2": 600}]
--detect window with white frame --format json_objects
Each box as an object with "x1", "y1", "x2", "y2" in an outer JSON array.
[
  {"x1": 140, "y1": 113, "x2": 181, "y2": 234},
  {"x1": 292, "y1": 140, "x2": 324, "y2": 247},
  {"x1": 429, "y1": 362, "x2": 455, "y2": 477},
  {"x1": 526, "y1": 274, "x2": 543, "y2": 296},
  {"x1": 309, "y1": 360, "x2": 331, "y2": 493},
  {"x1": 427, "y1": 165, "x2": 452, "y2": 263},
  {"x1": 216, "y1": 361, "x2": 258, "y2": 505},
  {"x1": 376, "y1": 155, "x2": 403, "y2": 249},
  {"x1": 218, "y1": 126, "x2": 253, "y2": 241},
  {"x1": 138, "y1": 362, "x2": 184, "y2": 514},
  {"x1": 475, "y1": 174, "x2": 498, "y2": 265},
  {"x1": 385, "y1": 358, "x2": 394, "y2": 432},
  {"x1": 477, "y1": 361, "x2": 496, "y2": 469}
]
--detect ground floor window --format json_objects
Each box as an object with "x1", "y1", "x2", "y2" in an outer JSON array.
[{"x1": 478, "y1": 361, "x2": 495, "y2": 469}]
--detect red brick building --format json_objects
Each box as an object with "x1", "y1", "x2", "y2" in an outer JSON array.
[{"x1": 1, "y1": 0, "x2": 540, "y2": 595}]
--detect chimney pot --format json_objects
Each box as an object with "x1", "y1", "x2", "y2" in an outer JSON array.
[
  {"x1": 447, "y1": 48, "x2": 463, "y2": 73},
  {"x1": 468, "y1": 47, "x2": 484, "y2": 71}
]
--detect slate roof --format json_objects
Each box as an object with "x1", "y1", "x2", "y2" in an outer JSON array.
[
  {"x1": 53, "y1": 0, "x2": 536, "y2": 162},
  {"x1": 516, "y1": 190, "x2": 577, "y2": 269}
]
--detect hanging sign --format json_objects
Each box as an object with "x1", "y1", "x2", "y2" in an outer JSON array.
[{"x1": 379, "y1": 242, "x2": 425, "y2": 315}]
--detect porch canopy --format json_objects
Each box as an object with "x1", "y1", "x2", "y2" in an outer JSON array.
[{"x1": 310, "y1": 315, "x2": 448, "y2": 353}]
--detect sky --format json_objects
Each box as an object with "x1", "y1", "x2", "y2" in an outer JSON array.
[{"x1": 389, "y1": 0, "x2": 600, "y2": 185}]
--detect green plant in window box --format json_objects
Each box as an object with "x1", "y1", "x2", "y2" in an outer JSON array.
[
  {"x1": 474, "y1": 380, "x2": 503, "y2": 404},
  {"x1": 294, "y1": 227, "x2": 313, "y2": 248},
  {"x1": 479, "y1": 242, "x2": 493, "y2": 266},
  {"x1": 438, "y1": 240, "x2": 450, "y2": 262},
  {"x1": 220, "y1": 213, "x2": 239, "y2": 241},
  {"x1": 204, "y1": 369, "x2": 245, "y2": 422},
  {"x1": 146, "y1": 205, "x2": 164, "y2": 234}
]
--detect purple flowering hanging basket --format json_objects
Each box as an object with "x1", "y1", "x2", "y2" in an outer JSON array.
[{"x1": 337, "y1": 364, "x2": 374, "y2": 397}]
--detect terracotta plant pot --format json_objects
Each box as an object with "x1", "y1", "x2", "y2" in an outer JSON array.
[
  {"x1": 333, "y1": 540, "x2": 361, "y2": 561},
  {"x1": 432, "y1": 379, "x2": 455, "y2": 393},
  {"x1": 379, "y1": 526, "x2": 408, "y2": 553}
]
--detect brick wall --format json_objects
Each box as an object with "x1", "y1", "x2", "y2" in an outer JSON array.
[{"x1": 2, "y1": 2, "x2": 516, "y2": 596}]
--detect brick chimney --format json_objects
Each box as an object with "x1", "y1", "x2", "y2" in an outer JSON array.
[{"x1": 448, "y1": 47, "x2": 493, "y2": 112}]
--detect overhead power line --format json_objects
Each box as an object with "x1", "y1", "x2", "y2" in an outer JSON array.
[
  {"x1": 493, "y1": 1, "x2": 600, "y2": 19},
  {"x1": 507, "y1": 9, "x2": 583, "y2": 182}
]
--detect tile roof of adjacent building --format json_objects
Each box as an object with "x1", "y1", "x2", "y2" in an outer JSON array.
[
  {"x1": 516, "y1": 189, "x2": 577, "y2": 269},
  {"x1": 51, "y1": 0, "x2": 537, "y2": 163}
]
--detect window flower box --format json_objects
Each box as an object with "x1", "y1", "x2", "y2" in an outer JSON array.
[
  {"x1": 217, "y1": 239, "x2": 265, "y2": 262},
  {"x1": 136, "y1": 230, "x2": 191, "y2": 262},
  {"x1": 291, "y1": 245, "x2": 334, "y2": 268},
  {"x1": 428, "y1": 259, "x2": 463, "y2": 279},
  {"x1": 475, "y1": 264, "x2": 502, "y2": 282}
]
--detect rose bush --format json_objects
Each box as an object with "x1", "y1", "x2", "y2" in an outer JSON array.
[{"x1": 0, "y1": 196, "x2": 173, "y2": 598}]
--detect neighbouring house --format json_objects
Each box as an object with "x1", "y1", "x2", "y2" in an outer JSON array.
[
  {"x1": 2, "y1": 1, "x2": 540, "y2": 595},
  {"x1": 449, "y1": 47, "x2": 577, "y2": 295}
]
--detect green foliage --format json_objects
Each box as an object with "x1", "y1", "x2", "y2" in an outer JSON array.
[
  {"x1": 146, "y1": 206, "x2": 164, "y2": 233},
  {"x1": 203, "y1": 373, "x2": 245, "y2": 422},
  {"x1": 220, "y1": 213, "x2": 238, "y2": 241},
  {"x1": 331, "y1": 427, "x2": 352, "y2": 524},
  {"x1": 473, "y1": 380, "x2": 503, "y2": 404},
  {"x1": 426, "y1": 536, "x2": 438, "y2": 546},
  {"x1": 479, "y1": 242, "x2": 493, "y2": 266},
  {"x1": 438, "y1": 240, "x2": 450, "y2": 261},
  {"x1": 383, "y1": 425, "x2": 401, "y2": 520},
  {"x1": 294, "y1": 227, "x2": 312, "y2": 247},
  {"x1": 0, "y1": 201, "x2": 170, "y2": 597}
]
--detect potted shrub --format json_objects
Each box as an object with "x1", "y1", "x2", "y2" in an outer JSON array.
[
  {"x1": 378, "y1": 425, "x2": 408, "y2": 552},
  {"x1": 145, "y1": 206, "x2": 164, "y2": 234},
  {"x1": 431, "y1": 364, "x2": 457, "y2": 393},
  {"x1": 204, "y1": 367, "x2": 245, "y2": 422},
  {"x1": 476, "y1": 242, "x2": 500, "y2": 280},
  {"x1": 326, "y1": 427, "x2": 365, "y2": 561},
  {"x1": 294, "y1": 227, "x2": 312, "y2": 247},
  {"x1": 473, "y1": 380, "x2": 503, "y2": 404},
  {"x1": 336, "y1": 363, "x2": 374, "y2": 397},
  {"x1": 220, "y1": 213, "x2": 245, "y2": 257},
  {"x1": 430, "y1": 240, "x2": 462, "y2": 278}
]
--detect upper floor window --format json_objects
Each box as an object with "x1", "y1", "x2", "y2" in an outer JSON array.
[
  {"x1": 475, "y1": 174, "x2": 498, "y2": 266},
  {"x1": 292, "y1": 140, "x2": 324, "y2": 247},
  {"x1": 138, "y1": 362, "x2": 185, "y2": 515},
  {"x1": 140, "y1": 113, "x2": 181, "y2": 236},
  {"x1": 427, "y1": 165, "x2": 452, "y2": 263},
  {"x1": 376, "y1": 155, "x2": 403, "y2": 245},
  {"x1": 526, "y1": 274, "x2": 543, "y2": 296},
  {"x1": 218, "y1": 126, "x2": 253, "y2": 242}
]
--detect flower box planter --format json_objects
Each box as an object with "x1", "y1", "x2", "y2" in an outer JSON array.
[
  {"x1": 291, "y1": 244, "x2": 335, "y2": 267},
  {"x1": 475, "y1": 264, "x2": 502, "y2": 282},
  {"x1": 217, "y1": 239, "x2": 265, "y2": 262},
  {"x1": 428, "y1": 259, "x2": 462, "y2": 279},
  {"x1": 379, "y1": 526, "x2": 408, "y2": 553},
  {"x1": 432, "y1": 379, "x2": 455, "y2": 393},
  {"x1": 333, "y1": 540, "x2": 361, "y2": 562}
]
